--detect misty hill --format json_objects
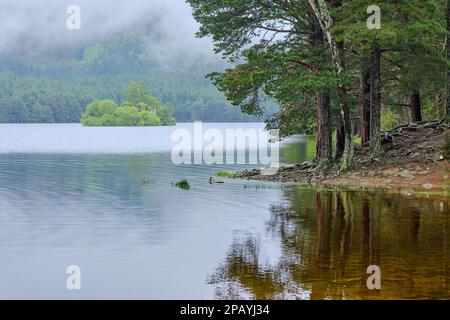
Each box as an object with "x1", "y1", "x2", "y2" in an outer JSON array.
[{"x1": 0, "y1": 30, "x2": 277, "y2": 123}]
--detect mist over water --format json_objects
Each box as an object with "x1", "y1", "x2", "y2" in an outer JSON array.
[{"x1": 0, "y1": 0, "x2": 213, "y2": 56}]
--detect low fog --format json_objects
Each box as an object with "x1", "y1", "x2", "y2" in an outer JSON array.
[{"x1": 0, "y1": 0, "x2": 213, "y2": 56}]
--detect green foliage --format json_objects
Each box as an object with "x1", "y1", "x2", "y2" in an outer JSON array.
[
  {"x1": 188, "y1": 0, "x2": 448, "y2": 145},
  {"x1": 336, "y1": 0, "x2": 446, "y2": 125},
  {"x1": 125, "y1": 82, "x2": 153, "y2": 106},
  {"x1": 174, "y1": 179, "x2": 191, "y2": 190},
  {"x1": 82, "y1": 99, "x2": 117, "y2": 118},
  {"x1": 83, "y1": 43, "x2": 106, "y2": 65},
  {"x1": 381, "y1": 108, "x2": 404, "y2": 132},
  {"x1": 266, "y1": 107, "x2": 317, "y2": 138},
  {"x1": 188, "y1": 0, "x2": 341, "y2": 137},
  {"x1": 157, "y1": 104, "x2": 177, "y2": 126},
  {"x1": 81, "y1": 83, "x2": 174, "y2": 127},
  {"x1": 216, "y1": 171, "x2": 234, "y2": 178}
]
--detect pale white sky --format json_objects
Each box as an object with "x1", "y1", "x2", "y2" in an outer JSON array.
[{"x1": 0, "y1": 0, "x2": 213, "y2": 54}]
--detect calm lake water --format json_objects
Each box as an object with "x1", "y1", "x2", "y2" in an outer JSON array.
[{"x1": 0, "y1": 123, "x2": 448, "y2": 300}]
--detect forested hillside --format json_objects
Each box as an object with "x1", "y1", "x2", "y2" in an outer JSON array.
[{"x1": 0, "y1": 31, "x2": 274, "y2": 123}]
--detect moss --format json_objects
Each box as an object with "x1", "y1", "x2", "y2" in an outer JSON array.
[
  {"x1": 174, "y1": 179, "x2": 190, "y2": 190},
  {"x1": 353, "y1": 136, "x2": 362, "y2": 146},
  {"x1": 339, "y1": 137, "x2": 354, "y2": 172},
  {"x1": 413, "y1": 190, "x2": 449, "y2": 198}
]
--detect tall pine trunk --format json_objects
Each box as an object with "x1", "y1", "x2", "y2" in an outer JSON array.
[
  {"x1": 446, "y1": 0, "x2": 450, "y2": 121},
  {"x1": 311, "y1": 14, "x2": 332, "y2": 165},
  {"x1": 337, "y1": 42, "x2": 353, "y2": 170},
  {"x1": 339, "y1": 93, "x2": 354, "y2": 169},
  {"x1": 409, "y1": 90, "x2": 422, "y2": 123},
  {"x1": 369, "y1": 43, "x2": 382, "y2": 158},
  {"x1": 335, "y1": 115, "x2": 345, "y2": 160},
  {"x1": 359, "y1": 66, "x2": 371, "y2": 144},
  {"x1": 316, "y1": 91, "x2": 332, "y2": 163}
]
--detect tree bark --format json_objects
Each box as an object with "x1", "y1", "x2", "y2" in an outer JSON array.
[
  {"x1": 446, "y1": 0, "x2": 450, "y2": 121},
  {"x1": 352, "y1": 118, "x2": 359, "y2": 136},
  {"x1": 359, "y1": 66, "x2": 371, "y2": 144},
  {"x1": 369, "y1": 43, "x2": 382, "y2": 158},
  {"x1": 311, "y1": 13, "x2": 332, "y2": 165},
  {"x1": 339, "y1": 96, "x2": 354, "y2": 168},
  {"x1": 316, "y1": 91, "x2": 332, "y2": 163},
  {"x1": 409, "y1": 90, "x2": 422, "y2": 123},
  {"x1": 308, "y1": 0, "x2": 342, "y2": 73},
  {"x1": 335, "y1": 114, "x2": 345, "y2": 160}
]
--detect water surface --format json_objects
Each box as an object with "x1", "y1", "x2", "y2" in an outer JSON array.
[{"x1": 0, "y1": 124, "x2": 448, "y2": 299}]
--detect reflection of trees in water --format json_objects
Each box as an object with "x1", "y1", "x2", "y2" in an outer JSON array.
[
  {"x1": 208, "y1": 236, "x2": 286, "y2": 300},
  {"x1": 209, "y1": 189, "x2": 450, "y2": 300}
]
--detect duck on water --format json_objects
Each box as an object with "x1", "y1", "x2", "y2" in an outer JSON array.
[{"x1": 209, "y1": 177, "x2": 224, "y2": 184}]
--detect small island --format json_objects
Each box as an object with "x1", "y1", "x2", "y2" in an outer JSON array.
[{"x1": 81, "y1": 82, "x2": 176, "y2": 126}]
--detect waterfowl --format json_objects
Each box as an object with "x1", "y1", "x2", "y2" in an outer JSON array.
[
  {"x1": 140, "y1": 178, "x2": 152, "y2": 185},
  {"x1": 209, "y1": 177, "x2": 224, "y2": 184}
]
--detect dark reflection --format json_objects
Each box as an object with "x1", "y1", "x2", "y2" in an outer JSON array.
[
  {"x1": 209, "y1": 188, "x2": 450, "y2": 300},
  {"x1": 409, "y1": 209, "x2": 421, "y2": 243}
]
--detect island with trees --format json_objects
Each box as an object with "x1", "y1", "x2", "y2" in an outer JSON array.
[{"x1": 81, "y1": 82, "x2": 176, "y2": 126}]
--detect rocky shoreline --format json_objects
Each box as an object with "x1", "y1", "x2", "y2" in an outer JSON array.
[{"x1": 235, "y1": 121, "x2": 450, "y2": 193}]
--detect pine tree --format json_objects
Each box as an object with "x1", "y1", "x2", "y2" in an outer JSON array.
[
  {"x1": 335, "y1": 0, "x2": 445, "y2": 158},
  {"x1": 188, "y1": 0, "x2": 341, "y2": 165},
  {"x1": 446, "y1": 0, "x2": 450, "y2": 121},
  {"x1": 308, "y1": 0, "x2": 354, "y2": 169}
]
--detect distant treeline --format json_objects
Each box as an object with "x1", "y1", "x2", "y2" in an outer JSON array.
[{"x1": 0, "y1": 32, "x2": 276, "y2": 124}]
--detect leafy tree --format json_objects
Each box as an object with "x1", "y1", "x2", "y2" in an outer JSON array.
[
  {"x1": 81, "y1": 99, "x2": 118, "y2": 119},
  {"x1": 157, "y1": 103, "x2": 177, "y2": 126},
  {"x1": 81, "y1": 83, "x2": 174, "y2": 126},
  {"x1": 124, "y1": 82, "x2": 152, "y2": 106}
]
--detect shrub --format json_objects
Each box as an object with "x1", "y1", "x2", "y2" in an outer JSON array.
[
  {"x1": 175, "y1": 179, "x2": 190, "y2": 190},
  {"x1": 82, "y1": 99, "x2": 118, "y2": 118}
]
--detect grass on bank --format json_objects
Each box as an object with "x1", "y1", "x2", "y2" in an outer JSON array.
[{"x1": 216, "y1": 171, "x2": 235, "y2": 178}]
